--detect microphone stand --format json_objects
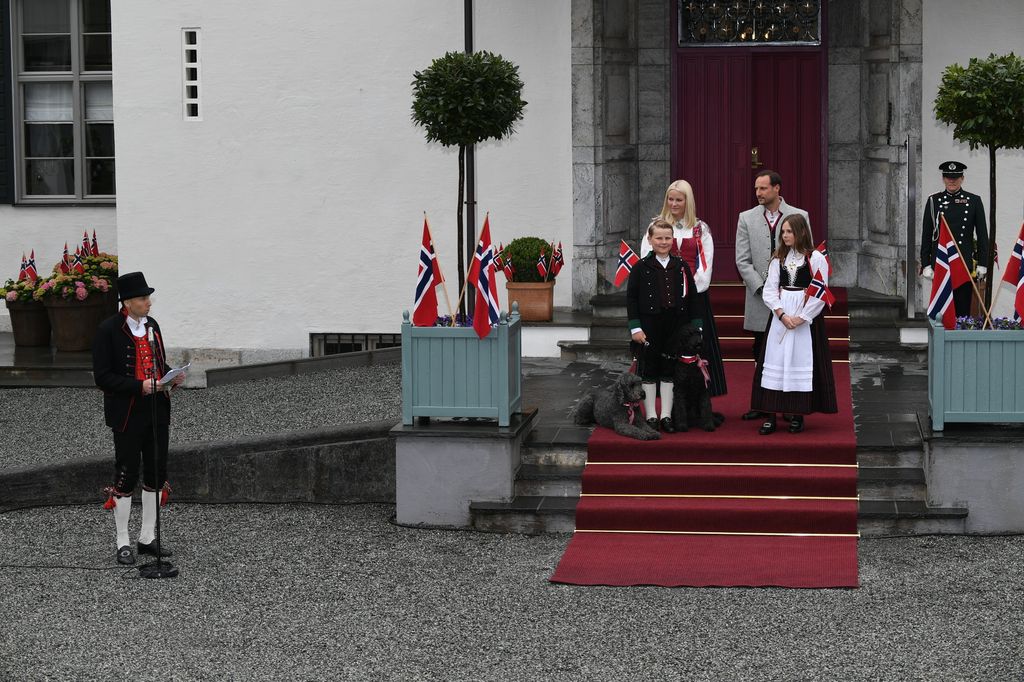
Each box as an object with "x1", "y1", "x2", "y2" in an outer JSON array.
[{"x1": 138, "y1": 325, "x2": 178, "y2": 579}]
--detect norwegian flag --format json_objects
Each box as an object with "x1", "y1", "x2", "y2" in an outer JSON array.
[
  {"x1": 81, "y1": 231, "x2": 91, "y2": 259},
  {"x1": 470, "y1": 216, "x2": 501, "y2": 339},
  {"x1": 927, "y1": 216, "x2": 972, "y2": 329},
  {"x1": 91, "y1": 229, "x2": 99, "y2": 256},
  {"x1": 18, "y1": 254, "x2": 28, "y2": 281},
  {"x1": 493, "y1": 243, "x2": 511, "y2": 281},
  {"x1": 613, "y1": 240, "x2": 640, "y2": 287},
  {"x1": 25, "y1": 250, "x2": 38, "y2": 280},
  {"x1": 815, "y1": 240, "x2": 833, "y2": 277},
  {"x1": 60, "y1": 242, "x2": 71, "y2": 274},
  {"x1": 1000, "y1": 223, "x2": 1024, "y2": 289},
  {"x1": 804, "y1": 268, "x2": 836, "y2": 309},
  {"x1": 71, "y1": 246, "x2": 86, "y2": 274},
  {"x1": 412, "y1": 218, "x2": 443, "y2": 326},
  {"x1": 1013, "y1": 253, "x2": 1024, "y2": 322},
  {"x1": 551, "y1": 242, "x2": 564, "y2": 277},
  {"x1": 536, "y1": 247, "x2": 548, "y2": 280}
]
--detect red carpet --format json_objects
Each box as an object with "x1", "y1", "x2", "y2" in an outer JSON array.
[{"x1": 550, "y1": 284, "x2": 859, "y2": 588}]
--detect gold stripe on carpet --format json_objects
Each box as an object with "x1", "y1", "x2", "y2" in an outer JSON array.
[
  {"x1": 575, "y1": 529, "x2": 861, "y2": 538},
  {"x1": 580, "y1": 493, "x2": 860, "y2": 501},
  {"x1": 585, "y1": 461, "x2": 858, "y2": 468},
  {"x1": 723, "y1": 357, "x2": 851, "y2": 363}
]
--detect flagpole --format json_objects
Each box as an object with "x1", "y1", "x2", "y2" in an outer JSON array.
[
  {"x1": 982, "y1": 283, "x2": 1003, "y2": 329},
  {"x1": 424, "y1": 213, "x2": 455, "y2": 318},
  {"x1": 944, "y1": 217, "x2": 992, "y2": 326},
  {"x1": 457, "y1": 214, "x2": 484, "y2": 314}
]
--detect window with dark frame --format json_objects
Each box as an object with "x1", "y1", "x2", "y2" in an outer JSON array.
[
  {"x1": 309, "y1": 333, "x2": 402, "y2": 358},
  {"x1": 13, "y1": 0, "x2": 114, "y2": 201}
]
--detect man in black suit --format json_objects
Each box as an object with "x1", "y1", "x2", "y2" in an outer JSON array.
[
  {"x1": 920, "y1": 160, "x2": 989, "y2": 316},
  {"x1": 92, "y1": 271, "x2": 184, "y2": 565}
]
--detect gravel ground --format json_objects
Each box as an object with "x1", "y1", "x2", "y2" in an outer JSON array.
[
  {"x1": 0, "y1": 363, "x2": 403, "y2": 471},
  {"x1": 0, "y1": 503, "x2": 1020, "y2": 681}
]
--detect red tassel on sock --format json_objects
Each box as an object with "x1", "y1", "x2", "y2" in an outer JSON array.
[
  {"x1": 102, "y1": 486, "x2": 117, "y2": 510},
  {"x1": 160, "y1": 483, "x2": 171, "y2": 507}
]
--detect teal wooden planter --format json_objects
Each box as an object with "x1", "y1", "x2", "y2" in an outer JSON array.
[
  {"x1": 401, "y1": 305, "x2": 522, "y2": 427},
  {"x1": 928, "y1": 319, "x2": 1024, "y2": 430}
]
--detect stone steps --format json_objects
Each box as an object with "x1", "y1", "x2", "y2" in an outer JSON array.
[{"x1": 471, "y1": 450, "x2": 969, "y2": 536}]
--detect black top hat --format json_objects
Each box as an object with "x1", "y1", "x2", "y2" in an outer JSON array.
[
  {"x1": 117, "y1": 271, "x2": 155, "y2": 301},
  {"x1": 940, "y1": 160, "x2": 967, "y2": 177}
]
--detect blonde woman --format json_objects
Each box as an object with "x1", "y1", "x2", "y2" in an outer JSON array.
[{"x1": 641, "y1": 180, "x2": 727, "y2": 402}]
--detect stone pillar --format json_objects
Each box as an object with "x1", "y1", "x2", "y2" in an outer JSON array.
[
  {"x1": 828, "y1": 0, "x2": 922, "y2": 300},
  {"x1": 571, "y1": 0, "x2": 670, "y2": 310}
]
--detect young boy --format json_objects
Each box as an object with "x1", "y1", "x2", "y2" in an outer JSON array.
[{"x1": 627, "y1": 218, "x2": 697, "y2": 432}]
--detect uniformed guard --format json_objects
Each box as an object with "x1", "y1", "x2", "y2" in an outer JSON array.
[{"x1": 919, "y1": 160, "x2": 989, "y2": 316}]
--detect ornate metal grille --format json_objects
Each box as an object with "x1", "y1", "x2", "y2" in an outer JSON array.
[{"x1": 679, "y1": 1, "x2": 821, "y2": 45}]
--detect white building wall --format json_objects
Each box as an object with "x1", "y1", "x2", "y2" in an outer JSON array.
[
  {"x1": 110, "y1": 0, "x2": 572, "y2": 355},
  {"x1": 0, "y1": 207, "x2": 116, "y2": 331},
  {"x1": 922, "y1": 0, "x2": 1024, "y2": 320}
]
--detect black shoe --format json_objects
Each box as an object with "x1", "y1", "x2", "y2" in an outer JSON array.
[
  {"x1": 742, "y1": 410, "x2": 766, "y2": 421},
  {"x1": 646, "y1": 417, "x2": 660, "y2": 432},
  {"x1": 660, "y1": 417, "x2": 675, "y2": 433},
  {"x1": 758, "y1": 417, "x2": 777, "y2": 435},
  {"x1": 789, "y1": 415, "x2": 805, "y2": 433},
  {"x1": 712, "y1": 411, "x2": 726, "y2": 426},
  {"x1": 137, "y1": 540, "x2": 173, "y2": 558},
  {"x1": 117, "y1": 545, "x2": 135, "y2": 565}
]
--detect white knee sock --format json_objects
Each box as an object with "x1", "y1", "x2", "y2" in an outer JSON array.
[
  {"x1": 139, "y1": 490, "x2": 157, "y2": 545},
  {"x1": 659, "y1": 381, "x2": 674, "y2": 419},
  {"x1": 113, "y1": 495, "x2": 132, "y2": 549},
  {"x1": 642, "y1": 383, "x2": 657, "y2": 421}
]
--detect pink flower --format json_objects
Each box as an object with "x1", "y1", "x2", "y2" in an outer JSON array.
[
  {"x1": 41, "y1": 281, "x2": 53, "y2": 290},
  {"x1": 5, "y1": 291, "x2": 16, "y2": 302},
  {"x1": 97, "y1": 280, "x2": 109, "y2": 292},
  {"x1": 75, "y1": 281, "x2": 85, "y2": 288},
  {"x1": 75, "y1": 287, "x2": 88, "y2": 301}
]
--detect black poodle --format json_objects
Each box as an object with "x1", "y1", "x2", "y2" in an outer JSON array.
[
  {"x1": 574, "y1": 371, "x2": 661, "y2": 440},
  {"x1": 669, "y1": 325, "x2": 717, "y2": 432}
]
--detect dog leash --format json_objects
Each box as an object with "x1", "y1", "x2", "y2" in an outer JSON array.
[{"x1": 678, "y1": 354, "x2": 711, "y2": 389}]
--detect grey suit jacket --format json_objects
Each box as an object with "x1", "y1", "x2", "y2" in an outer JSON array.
[{"x1": 734, "y1": 199, "x2": 811, "y2": 332}]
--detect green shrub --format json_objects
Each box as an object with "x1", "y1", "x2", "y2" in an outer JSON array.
[{"x1": 503, "y1": 237, "x2": 556, "y2": 283}]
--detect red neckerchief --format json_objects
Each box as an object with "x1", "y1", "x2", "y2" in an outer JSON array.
[
  {"x1": 764, "y1": 208, "x2": 783, "y2": 236},
  {"x1": 678, "y1": 354, "x2": 710, "y2": 388},
  {"x1": 623, "y1": 400, "x2": 642, "y2": 425}
]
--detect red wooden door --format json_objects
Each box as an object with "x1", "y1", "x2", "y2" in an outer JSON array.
[{"x1": 673, "y1": 49, "x2": 827, "y2": 280}]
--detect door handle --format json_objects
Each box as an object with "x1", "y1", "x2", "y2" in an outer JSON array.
[{"x1": 751, "y1": 146, "x2": 763, "y2": 169}]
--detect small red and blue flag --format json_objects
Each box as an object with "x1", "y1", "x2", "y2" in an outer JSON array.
[{"x1": 613, "y1": 240, "x2": 640, "y2": 287}]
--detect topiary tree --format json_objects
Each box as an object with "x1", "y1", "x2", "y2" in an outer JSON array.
[
  {"x1": 503, "y1": 237, "x2": 557, "y2": 283},
  {"x1": 934, "y1": 52, "x2": 1024, "y2": 308},
  {"x1": 412, "y1": 51, "x2": 527, "y2": 313}
]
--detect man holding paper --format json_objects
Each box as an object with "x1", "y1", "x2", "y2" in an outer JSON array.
[{"x1": 92, "y1": 271, "x2": 185, "y2": 565}]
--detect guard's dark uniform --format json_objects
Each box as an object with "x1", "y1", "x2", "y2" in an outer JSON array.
[{"x1": 921, "y1": 188, "x2": 988, "y2": 317}]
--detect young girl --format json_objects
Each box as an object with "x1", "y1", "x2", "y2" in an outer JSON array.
[
  {"x1": 749, "y1": 214, "x2": 837, "y2": 434},
  {"x1": 627, "y1": 218, "x2": 697, "y2": 432},
  {"x1": 640, "y1": 179, "x2": 727, "y2": 401}
]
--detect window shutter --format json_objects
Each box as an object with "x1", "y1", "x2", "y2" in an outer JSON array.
[{"x1": 0, "y1": 0, "x2": 13, "y2": 204}]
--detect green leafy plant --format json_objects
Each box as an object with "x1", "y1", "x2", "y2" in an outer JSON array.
[
  {"x1": 1, "y1": 278, "x2": 42, "y2": 303},
  {"x1": 411, "y1": 50, "x2": 527, "y2": 310},
  {"x1": 503, "y1": 237, "x2": 557, "y2": 283},
  {"x1": 934, "y1": 52, "x2": 1024, "y2": 307},
  {"x1": 34, "y1": 252, "x2": 118, "y2": 302}
]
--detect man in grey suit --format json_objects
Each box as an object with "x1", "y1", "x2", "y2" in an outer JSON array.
[{"x1": 735, "y1": 170, "x2": 811, "y2": 420}]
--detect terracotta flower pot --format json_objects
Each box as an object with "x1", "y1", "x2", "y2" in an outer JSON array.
[
  {"x1": 43, "y1": 294, "x2": 116, "y2": 352},
  {"x1": 505, "y1": 281, "x2": 555, "y2": 321},
  {"x1": 5, "y1": 299, "x2": 52, "y2": 347}
]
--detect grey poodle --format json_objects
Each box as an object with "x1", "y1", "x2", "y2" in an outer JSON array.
[{"x1": 574, "y1": 371, "x2": 661, "y2": 440}]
